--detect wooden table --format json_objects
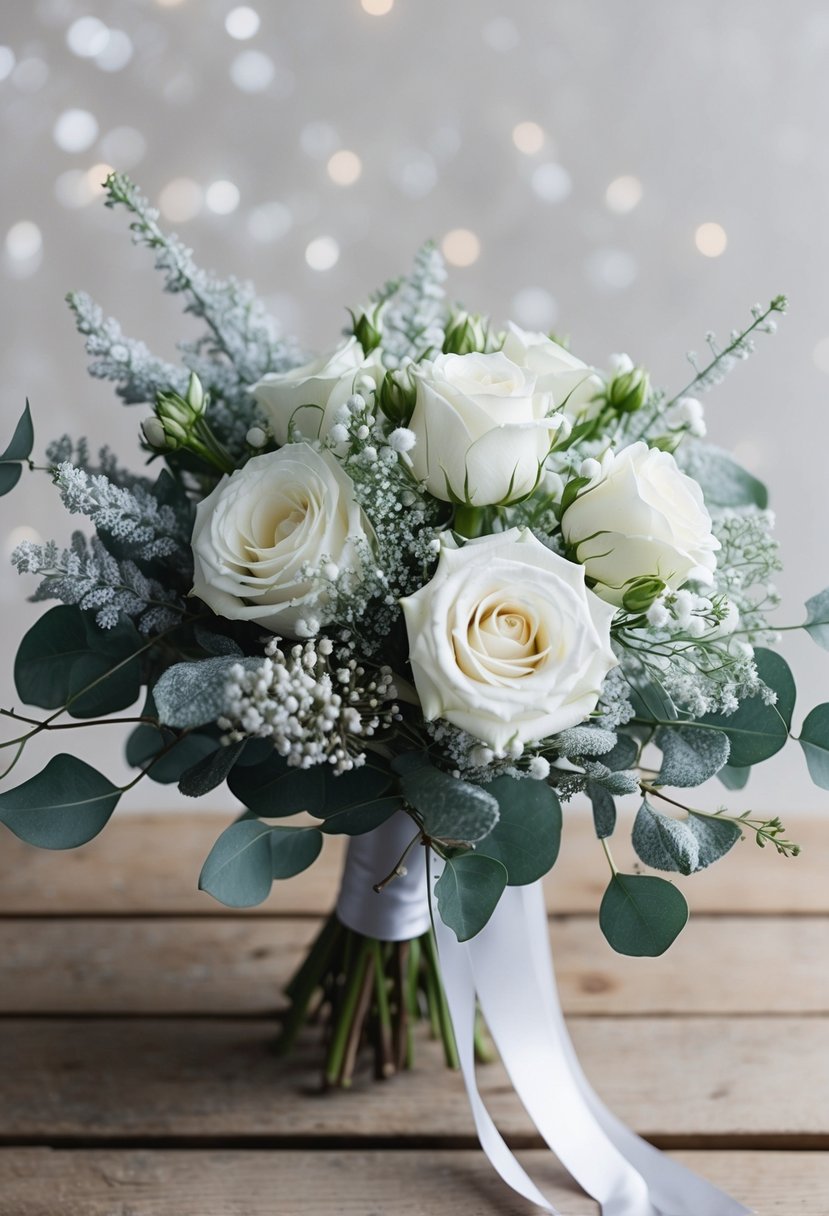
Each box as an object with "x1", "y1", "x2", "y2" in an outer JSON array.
[{"x1": 1, "y1": 809, "x2": 827, "y2": 1214}]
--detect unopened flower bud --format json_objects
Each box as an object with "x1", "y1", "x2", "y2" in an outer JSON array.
[
  {"x1": 246, "y1": 425, "x2": 268, "y2": 449},
  {"x1": 621, "y1": 575, "x2": 666, "y2": 614},
  {"x1": 442, "y1": 310, "x2": 488, "y2": 355},
  {"x1": 378, "y1": 367, "x2": 417, "y2": 426},
  {"x1": 350, "y1": 306, "x2": 383, "y2": 354},
  {"x1": 608, "y1": 365, "x2": 649, "y2": 414},
  {"x1": 141, "y1": 416, "x2": 168, "y2": 450},
  {"x1": 186, "y1": 371, "x2": 206, "y2": 416}
]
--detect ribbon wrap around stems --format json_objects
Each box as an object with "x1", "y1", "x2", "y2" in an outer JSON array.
[{"x1": 336, "y1": 814, "x2": 752, "y2": 1216}]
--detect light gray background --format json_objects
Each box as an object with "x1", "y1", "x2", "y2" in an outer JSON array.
[{"x1": 1, "y1": 0, "x2": 827, "y2": 813}]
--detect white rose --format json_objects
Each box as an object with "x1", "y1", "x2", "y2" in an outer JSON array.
[
  {"x1": 501, "y1": 323, "x2": 604, "y2": 421},
  {"x1": 251, "y1": 337, "x2": 383, "y2": 444},
  {"x1": 191, "y1": 443, "x2": 370, "y2": 635},
  {"x1": 561, "y1": 441, "x2": 720, "y2": 606},
  {"x1": 400, "y1": 527, "x2": 617, "y2": 751},
  {"x1": 409, "y1": 350, "x2": 561, "y2": 505}
]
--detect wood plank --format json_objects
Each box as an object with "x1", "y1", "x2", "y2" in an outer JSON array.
[
  {"x1": 0, "y1": 1149, "x2": 826, "y2": 1215},
  {"x1": 0, "y1": 809, "x2": 823, "y2": 916},
  {"x1": 3, "y1": 915, "x2": 827, "y2": 1016},
  {"x1": 1, "y1": 1017, "x2": 826, "y2": 1143}
]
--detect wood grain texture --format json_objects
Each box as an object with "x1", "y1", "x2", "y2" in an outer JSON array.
[
  {"x1": 0, "y1": 809, "x2": 822, "y2": 915},
  {"x1": 0, "y1": 1149, "x2": 826, "y2": 1216},
  {"x1": 2, "y1": 914, "x2": 826, "y2": 1016},
  {"x1": 2, "y1": 1016, "x2": 826, "y2": 1143}
]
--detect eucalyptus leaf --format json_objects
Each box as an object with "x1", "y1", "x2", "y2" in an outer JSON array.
[
  {"x1": 588, "y1": 781, "x2": 616, "y2": 839},
  {"x1": 599, "y1": 872, "x2": 688, "y2": 957},
  {"x1": 630, "y1": 677, "x2": 677, "y2": 723},
  {"x1": 400, "y1": 763, "x2": 499, "y2": 844},
  {"x1": 270, "y1": 826, "x2": 323, "y2": 878},
  {"x1": 718, "y1": 764, "x2": 751, "y2": 791},
  {"x1": 154, "y1": 656, "x2": 261, "y2": 728},
  {"x1": 198, "y1": 818, "x2": 274, "y2": 907},
  {"x1": 322, "y1": 762, "x2": 393, "y2": 810},
  {"x1": 125, "y1": 725, "x2": 218, "y2": 785},
  {"x1": 0, "y1": 400, "x2": 34, "y2": 495},
  {"x1": 0, "y1": 754, "x2": 120, "y2": 849},
  {"x1": 632, "y1": 797, "x2": 741, "y2": 875},
  {"x1": 475, "y1": 775, "x2": 561, "y2": 883},
  {"x1": 698, "y1": 648, "x2": 794, "y2": 766},
  {"x1": 228, "y1": 751, "x2": 326, "y2": 816},
  {"x1": 178, "y1": 740, "x2": 245, "y2": 797},
  {"x1": 603, "y1": 734, "x2": 639, "y2": 771},
  {"x1": 193, "y1": 625, "x2": 244, "y2": 658},
  {"x1": 804, "y1": 588, "x2": 829, "y2": 652},
  {"x1": 318, "y1": 795, "x2": 404, "y2": 836},
  {"x1": 799, "y1": 703, "x2": 829, "y2": 789},
  {"x1": 15, "y1": 605, "x2": 141, "y2": 718},
  {"x1": 682, "y1": 444, "x2": 768, "y2": 509},
  {"x1": 655, "y1": 724, "x2": 730, "y2": 788},
  {"x1": 434, "y1": 853, "x2": 508, "y2": 941}
]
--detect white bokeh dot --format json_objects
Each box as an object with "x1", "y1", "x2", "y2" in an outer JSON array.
[
  {"x1": 695, "y1": 222, "x2": 728, "y2": 257},
  {"x1": 512, "y1": 121, "x2": 545, "y2": 154},
  {"x1": 12, "y1": 58, "x2": 49, "y2": 92},
  {"x1": 327, "y1": 150, "x2": 362, "y2": 186},
  {"x1": 510, "y1": 287, "x2": 558, "y2": 331},
  {"x1": 300, "y1": 121, "x2": 340, "y2": 159},
  {"x1": 53, "y1": 109, "x2": 99, "y2": 153},
  {"x1": 812, "y1": 338, "x2": 829, "y2": 375},
  {"x1": 225, "y1": 6, "x2": 261, "y2": 39},
  {"x1": 442, "y1": 228, "x2": 481, "y2": 267},
  {"x1": 159, "y1": 177, "x2": 203, "y2": 222},
  {"x1": 389, "y1": 148, "x2": 437, "y2": 198},
  {"x1": 531, "y1": 162, "x2": 572, "y2": 204},
  {"x1": 605, "y1": 175, "x2": 643, "y2": 214},
  {"x1": 305, "y1": 236, "x2": 340, "y2": 271},
  {"x1": 0, "y1": 46, "x2": 16, "y2": 82},
  {"x1": 95, "y1": 30, "x2": 133, "y2": 73},
  {"x1": 6, "y1": 221, "x2": 42, "y2": 261},
  {"x1": 205, "y1": 179, "x2": 240, "y2": 214},
  {"x1": 230, "y1": 49, "x2": 274, "y2": 92},
  {"x1": 66, "y1": 15, "x2": 109, "y2": 58}
]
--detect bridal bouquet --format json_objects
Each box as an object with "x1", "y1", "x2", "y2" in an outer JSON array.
[{"x1": 2, "y1": 171, "x2": 827, "y2": 1213}]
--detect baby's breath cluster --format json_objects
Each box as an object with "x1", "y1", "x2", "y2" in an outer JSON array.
[{"x1": 218, "y1": 637, "x2": 400, "y2": 774}]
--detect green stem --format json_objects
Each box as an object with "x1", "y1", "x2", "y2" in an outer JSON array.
[
  {"x1": 371, "y1": 940, "x2": 395, "y2": 1078},
  {"x1": 423, "y1": 929, "x2": 459, "y2": 1070},
  {"x1": 325, "y1": 937, "x2": 371, "y2": 1087}
]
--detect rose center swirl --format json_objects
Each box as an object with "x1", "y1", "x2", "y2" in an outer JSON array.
[{"x1": 455, "y1": 591, "x2": 551, "y2": 684}]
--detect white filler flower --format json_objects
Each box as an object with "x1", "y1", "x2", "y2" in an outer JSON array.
[
  {"x1": 251, "y1": 337, "x2": 383, "y2": 444},
  {"x1": 191, "y1": 443, "x2": 370, "y2": 634},
  {"x1": 561, "y1": 441, "x2": 720, "y2": 605},
  {"x1": 408, "y1": 350, "x2": 564, "y2": 505},
  {"x1": 400, "y1": 527, "x2": 617, "y2": 751}
]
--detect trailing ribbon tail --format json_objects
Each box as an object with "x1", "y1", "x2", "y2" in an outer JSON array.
[{"x1": 432, "y1": 863, "x2": 754, "y2": 1216}]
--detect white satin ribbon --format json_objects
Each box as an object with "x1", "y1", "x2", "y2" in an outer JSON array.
[
  {"x1": 431, "y1": 860, "x2": 754, "y2": 1216},
  {"x1": 335, "y1": 812, "x2": 431, "y2": 941},
  {"x1": 334, "y1": 822, "x2": 753, "y2": 1215}
]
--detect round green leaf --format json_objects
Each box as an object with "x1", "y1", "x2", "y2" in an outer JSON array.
[
  {"x1": 270, "y1": 826, "x2": 323, "y2": 878},
  {"x1": 799, "y1": 703, "x2": 829, "y2": 789},
  {"x1": 125, "y1": 725, "x2": 218, "y2": 785},
  {"x1": 198, "y1": 819, "x2": 274, "y2": 908},
  {"x1": 0, "y1": 754, "x2": 120, "y2": 849},
  {"x1": 434, "y1": 852, "x2": 508, "y2": 942},
  {"x1": 475, "y1": 775, "x2": 562, "y2": 883},
  {"x1": 228, "y1": 752, "x2": 326, "y2": 816},
  {"x1": 718, "y1": 764, "x2": 751, "y2": 791},
  {"x1": 318, "y1": 795, "x2": 404, "y2": 836},
  {"x1": 698, "y1": 648, "x2": 794, "y2": 766},
  {"x1": 401, "y1": 764, "x2": 499, "y2": 845},
  {"x1": 599, "y1": 872, "x2": 688, "y2": 957}
]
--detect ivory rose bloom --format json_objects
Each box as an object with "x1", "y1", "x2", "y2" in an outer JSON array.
[
  {"x1": 251, "y1": 337, "x2": 382, "y2": 444},
  {"x1": 191, "y1": 443, "x2": 369, "y2": 634},
  {"x1": 400, "y1": 528, "x2": 617, "y2": 751},
  {"x1": 501, "y1": 323, "x2": 603, "y2": 421},
  {"x1": 408, "y1": 351, "x2": 562, "y2": 506},
  {"x1": 561, "y1": 441, "x2": 720, "y2": 606}
]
